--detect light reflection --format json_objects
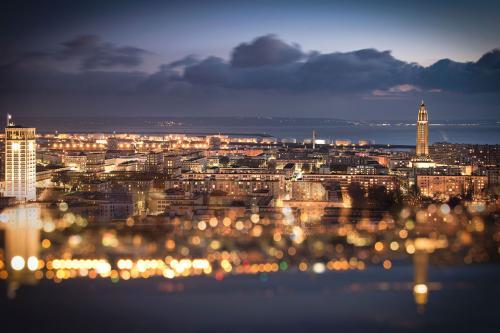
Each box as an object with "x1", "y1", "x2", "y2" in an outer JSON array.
[{"x1": 0, "y1": 199, "x2": 497, "y2": 311}]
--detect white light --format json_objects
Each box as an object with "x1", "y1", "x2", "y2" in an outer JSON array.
[
  {"x1": 12, "y1": 142, "x2": 20, "y2": 151},
  {"x1": 312, "y1": 262, "x2": 326, "y2": 274},
  {"x1": 11, "y1": 256, "x2": 25, "y2": 271},
  {"x1": 27, "y1": 256, "x2": 39, "y2": 271},
  {"x1": 413, "y1": 283, "x2": 428, "y2": 294}
]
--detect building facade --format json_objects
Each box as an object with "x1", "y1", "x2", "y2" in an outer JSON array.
[
  {"x1": 416, "y1": 101, "x2": 429, "y2": 156},
  {"x1": 5, "y1": 115, "x2": 37, "y2": 201},
  {"x1": 416, "y1": 175, "x2": 487, "y2": 199}
]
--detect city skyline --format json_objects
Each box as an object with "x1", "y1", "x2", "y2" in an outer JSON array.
[{"x1": 0, "y1": 2, "x2": 499, "y2": 332}]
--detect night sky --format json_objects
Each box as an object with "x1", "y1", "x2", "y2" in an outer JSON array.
[{"x1": 0, "y1": 0, "x2": 499, "y2": 120}]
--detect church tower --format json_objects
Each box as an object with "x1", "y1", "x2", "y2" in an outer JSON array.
[
  {"x1": 411, "y1": 101, "x2": 435, "y2": 168},
  {"x1": 416, "y1": 101, "x2": 429, "y2": 156}
]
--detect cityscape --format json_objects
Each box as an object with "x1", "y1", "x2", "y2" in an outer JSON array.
[{"x1": 0, "y1": 1, "x2": 499, "y2": 332}]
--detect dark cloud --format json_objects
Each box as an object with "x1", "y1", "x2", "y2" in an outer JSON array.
[
  {"x1": 166, "y1": 55, "x2": 200, "y2": 69},
  {"x1": 60, "y1": 35, "x2": 149, "y2": 70},
  {"x1": 297, "y1": 49, "x2": 420, "y2": 92},
  {"x1": 418, "y1": 49, "x2": 500, "y2": 93},
  {"x1": 230, "y1": 34, "x2": 304, "y2": 68},
  {"x1": 0, "y1": 34, "x2": 498, "y2": 119},
  {"x1": 178, "y1": 47, "x2": 420, "y2": 93},
  {"x1": 1, "y1": 35, "x2": 149, "y2": 71},
  {"x1": 2, "y1": 34, "x2": 499, "y2": 96},
  {"x1": 178, "y1": 43, "x2": 500, "y2": 95}
]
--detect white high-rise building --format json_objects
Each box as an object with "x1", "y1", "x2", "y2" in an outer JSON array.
[{"x1": 4, "y1": 114, "x2": 37, "y2": 201}]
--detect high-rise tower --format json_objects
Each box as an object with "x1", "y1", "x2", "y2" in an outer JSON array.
[
  {"x1": 416, "y1": 101, "x2": 429, "y2": 156},
  {"x1": 411, "y1": 102, "x2": 435, "y2": 169},
  {"x1": 4, "y1": 114, "x2": 37, "y2": 201}
]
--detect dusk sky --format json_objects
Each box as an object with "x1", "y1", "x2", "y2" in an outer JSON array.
[{"x1": 1, "y1": 0, "x2": 499, "y2": 120}]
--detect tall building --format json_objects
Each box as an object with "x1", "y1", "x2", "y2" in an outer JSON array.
[
  {"x1": 4, "y1": 114, "x2": 37, "y2": 201},
  {"x1": 416, "y1": 101, "x2": 429, "y2": 156},
  {"x1": 411, "y1": 102, "x2": 435, "y2": 168}
]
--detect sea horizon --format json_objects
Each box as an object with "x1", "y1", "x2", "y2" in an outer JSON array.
[{"x1": 15, "y1": 115, "x2": 500, "y2": 145}]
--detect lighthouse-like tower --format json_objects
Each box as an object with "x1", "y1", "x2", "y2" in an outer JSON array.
[
  {"x1": 411, "y1": 101, "x2": 435, "y2": 168},
  {"x1": 416, "y1": 101, "x2": 429, "y2": 156}
]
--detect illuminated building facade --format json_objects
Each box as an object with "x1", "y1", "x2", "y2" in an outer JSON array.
[
  {"x1": 416, "y1": 175, "x2": 487, "y2": 199},
  {"x1": 411, "y1": 101, "x2": 435, "y2": 168},
  {"x1": 163, "y1": 154, "x2": 181, "y2": 178},
  {"x1": 63, "y1": 151, "x2": 105, "y2": 173},
  {"x1": 416, "y1": 101, "x2": 429, "y2": 156},
  {"x1": 5, "y1": 115, "x2": 36, "y2": 201}
]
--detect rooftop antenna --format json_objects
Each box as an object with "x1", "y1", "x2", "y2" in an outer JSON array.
[{"x1": 312, "y1": 130, "x2": 316, "y2": 150}]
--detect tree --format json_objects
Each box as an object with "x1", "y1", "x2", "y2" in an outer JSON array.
[
  {"x1": 348, "y1": 182, "x2": 365, "y2": 209},
  {"x1": 267, "y1": 159, "x2": 277, "y2": 171},
  {"x1": 52, "y1": 171, "x2": 70, "y2": 187},
  {"x1": 219, "y1": 156, "x2": 230, "y2": 167},
  {"x1": 368, "y1": 185, "x2": 390, "y2": 210},
  {"x1": 447, "y1": 196, "x2": 462, "y2": 208}
]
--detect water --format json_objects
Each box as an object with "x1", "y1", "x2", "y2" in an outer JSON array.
[
  {"x1": 1, "y1": 265, "x2": 499, "y2": 333},
  {"x1": 16, "y1": 116, "x2": 500, "y2": 144}
]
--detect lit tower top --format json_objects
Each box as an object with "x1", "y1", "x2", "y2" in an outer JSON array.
[
  {"x1": 416, "y1": 101, "x2": 429, "y2": 156},
  {"x1": 6, "y1": 113, "x2": 14, "y2": 127}
]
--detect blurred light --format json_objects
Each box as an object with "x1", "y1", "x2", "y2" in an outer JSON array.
[
  {"x1": 11, "y1": 256, "x2": 25, "y2": 271},
  {"x1": 413, "y1": 283, "x2": 428, "y2": 294},
  {"x1": 312, "y1": 262, "x2": 326, "y2": 274},
  {"x1": 27, "y1": 256, "x2": 38, "y2": 271}
]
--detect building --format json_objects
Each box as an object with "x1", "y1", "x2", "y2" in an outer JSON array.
[
  {"x1": 347, "y1": 164, "x2": 388, "y2": 175},
  {"x1": 63, "y1": 152, "x2": 105, "y2": 173},
  {"x1": 300, "y1": 174, "x2": 398, "y2": 191},
  {"x1": 335, "y1": 139, "x2": 352, "y2": 146},
  {"x1": 411, "y1": 101, "x2": 435, "y2": 168},
  {"x1": 148, "y1": 189, "x2": 203, "y2": 215},
  {"x1": 163, "y1": 154, "x2": 181, "y2": 178},
  {"x1": 144, "y1": 152, "x2": 164, "y2": 172},
  {"x1": 182, "y1": 157, "x2": 207, "y2": 173},
  {"x1": 4, "y1": 115, "x2": 37, "y2": 201},
  {"x1": 430, "y1": 143, "x2": 500, "y2": 166},
  {"x1": 416, "y1": 101, "x2": 429, "y2": 156},
  {"x1": 416, "y1": 175, "x2": 487, "y2": 199}
]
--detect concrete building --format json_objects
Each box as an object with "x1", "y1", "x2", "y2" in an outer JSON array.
[
  {"x1": 144, "y1": 152, "x2": 164, "y2": 172},
  {"x1": 416, "y1": 101, "x2": 429, "y2": 156},
  {"x1": 4, "y1": 115, "x2": 36, "y2": 201},
  {"x1": 163, "y1": 154, "x2": 181, "y2": 178},
  {"x1": 63, "y1": 151, "x2": 105, "y2": 173},
  {"x1": 411, "y1": 101, "x2": 436, "y2": 169},
  {"x1": 416, "y1": 175, "x2": 487, "y2": 199}
]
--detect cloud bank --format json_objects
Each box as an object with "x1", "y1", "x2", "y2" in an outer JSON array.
[{"x1": 0, "y1": 34, "x2": 498, "y2": 118}]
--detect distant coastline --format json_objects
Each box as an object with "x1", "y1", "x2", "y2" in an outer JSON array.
[{"x1": 15, "y1": 116, "x2": 500, "y2": 145}]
